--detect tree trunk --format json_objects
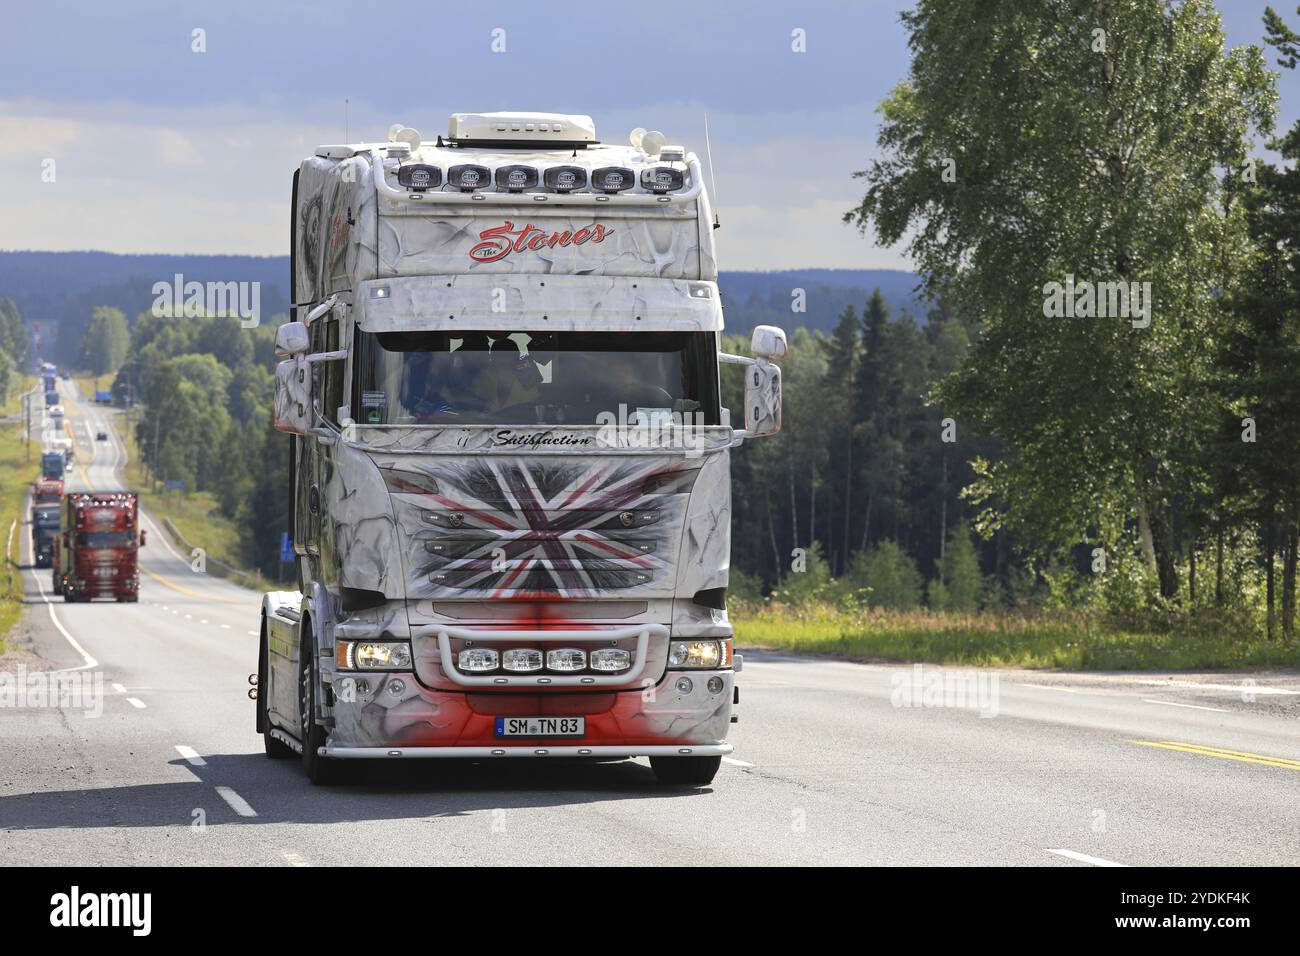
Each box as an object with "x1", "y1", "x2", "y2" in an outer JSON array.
[
  {"x1": 1188, "y1": 528, "x2": 1196, "y2": 606},
  {"x1": 1146, "y1": 498, "x2": 1179, "y2": 600},
  {"x1": 1137, "y1": 498, "x2": 1158, "y2": 575},
  {"x1": 767, "y1": 491, "x2": 782, "y2": 583},
  {"x1": 788, "y1": 459, "x2": 799, "y2": 553},
  {"x1": 1283, "y1": 502, "x2": 1297, "y2": 641},
  {"x1": 841, "y1": 436, "x2": 853, "y2": 576},
  {"x1": 809, "y1": 461, "x2": 817, "y2": 560},
  {"x1": 1214, "y1": 525, "x2": 1224, "y2": 607},
  {"x1": 1265, "y1": 508, "x2": 1276, "y2": 642}
]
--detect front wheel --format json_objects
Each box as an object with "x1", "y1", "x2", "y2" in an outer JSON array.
[
  {"x1": 649, "y1": 754, "x2": 722, "y2": 786},
  {"x1": 299, "y1": 626, "x2": 338, "y2": 784}
]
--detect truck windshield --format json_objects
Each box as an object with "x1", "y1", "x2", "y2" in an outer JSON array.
[
  {"x1": 352, "y1": 329, "x2": 719, "y2": 426},
  {"x1": 77, "y1": 532, "x2": 135, "y2": 548}
]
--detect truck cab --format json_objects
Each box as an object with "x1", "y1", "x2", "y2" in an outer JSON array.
[
  {"x1": 54, "y1": 492, "x2": 142, "y2": 603},
  {"x1": 258, "y1": 112, "x2": 785, "y2": 786}
]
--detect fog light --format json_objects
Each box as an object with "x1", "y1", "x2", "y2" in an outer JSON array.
[
  {"x1": 675, "y1": 676, "x2": 694, "y2": 694},
  {"x1": 387, "y1": 679, "x2": 406, "y2": 696},
  {"x1": 546, "y1": 648, "x2": 586, "y2": 672},
  {"x1": 590, "y1": 647, "x2": 631, "y2": 672},
  {"x1": 707, "y1": 676, "x2": 724, "y2": 694},
  {"x1": 502, "y1": 648, "x2": 543, "y2": 672},
  {"x1": 459, "y1": 647, "x2": 499, "y2": 672}
]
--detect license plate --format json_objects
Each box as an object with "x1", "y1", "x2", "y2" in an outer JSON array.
[{"x1": 495, "y1": 716, "x2": 585, "y2": 738}]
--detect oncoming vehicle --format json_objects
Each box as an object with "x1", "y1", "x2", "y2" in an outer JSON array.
[
  {"x1": 255, "y1": 112, "x2": 785, "y2": 786},
  {"x1": 53, "y1": 492, "x2": 144, "y2": 603}
]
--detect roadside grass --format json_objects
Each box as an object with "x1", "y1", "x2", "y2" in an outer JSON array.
[
  {"x1": 0, "y1": 378, "x2": 38, "y2": 653},
  {"x1": 75, "y1": 375, "x2": 111, "y2": 400},
  {"x1": 119, "y1": 420, "x2": 280, "y2": 592},
  {"x1": 732, "y1": 601, "x2": 1300, "y2": 671}
]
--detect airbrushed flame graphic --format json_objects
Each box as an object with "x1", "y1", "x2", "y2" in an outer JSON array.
[{"x1": 384, "y1": 456, "x2": 700, "y2": 599}]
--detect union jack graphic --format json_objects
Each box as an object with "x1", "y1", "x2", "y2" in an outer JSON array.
[{"x1": 384, "y1": 458, "x2": 700, "y2": 598}]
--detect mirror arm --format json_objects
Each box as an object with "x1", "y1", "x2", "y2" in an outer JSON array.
[
  {"x1": 718, "y1": 351, "x2": 755, "y2": 367},
  {"x1": 305, "y1": 349, "x2": 348, "y2": 364},
  {"x1": 302, "y1": 294, "x2": 339, "y2": 325}
]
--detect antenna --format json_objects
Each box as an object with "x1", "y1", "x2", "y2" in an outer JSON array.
[
  {"x1": 703, "y1": 111, "x2": 721, "y2": 229},
  {"x1": 345, "y1": 98, "x2": 350, "y2": 142}
]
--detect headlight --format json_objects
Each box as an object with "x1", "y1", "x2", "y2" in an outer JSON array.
[
  {"x1": 668, "y1": 639, "x2": 732, "y2": 669},
  {"x1": 337, "y1": 641, "x2": 413, "y2": 671}
]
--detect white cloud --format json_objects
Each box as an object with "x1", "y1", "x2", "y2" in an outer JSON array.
[{"x1": 0, "y1": 98, "x2": 913, "y2": 270}]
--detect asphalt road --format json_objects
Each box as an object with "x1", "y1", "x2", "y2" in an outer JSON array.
[{"x1": 2, "y1": 381, "x2": 1298, "y2": 866}]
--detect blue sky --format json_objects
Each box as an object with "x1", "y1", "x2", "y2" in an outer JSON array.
[{"x1": 1, "y1": 0, "x2": 1297, "y2": 269}]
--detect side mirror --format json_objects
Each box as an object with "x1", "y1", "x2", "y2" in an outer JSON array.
[
  {"x1": 273, "y1": 357, "x2": 312, "y2": 435},
  {"x1": 751, "y1": 325, "x2": 788, "y2": 361},
  {"x1": 139, "y1": 529, "x2": 147, "y2": 548},
  {"x1": 744, "y1": 358, "x2": 783, "y2": 437},
  {"x1": 274, "y1": 321, "x2": 310, "y2": 358}
]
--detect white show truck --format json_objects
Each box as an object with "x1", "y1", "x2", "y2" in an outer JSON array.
[{"x1": 257, "y1": 112, "x2": 786, "y2": 785}]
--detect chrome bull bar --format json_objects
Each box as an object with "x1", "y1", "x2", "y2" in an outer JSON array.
[{"x1": 413, "y1": 623, "x2": 667, "y2": 688}]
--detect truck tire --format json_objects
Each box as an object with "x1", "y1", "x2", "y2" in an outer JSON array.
[
  {"x1": 259, "y1": 622, "x2": 293, "y2": 759},
  {"x1": 299, "y1": 622, "x2": 339, "y2": 785},
  {"x1": 649, "y1": 755, "x2": 722, "y2": 786}
]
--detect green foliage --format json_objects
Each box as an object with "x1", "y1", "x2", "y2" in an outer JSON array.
[
  {"x1": 78, "y1": 306, "x2": 129, "y2": 377},
  {"x1": 118, "y1": 310, "x2": 289, "y2": 578},
  {"x1": 849, "y1": 540, "x2": 924, "y2": 610},
  {"x1": 778, "y1": 541, "x2": 836, "y2": 605},
  {"x1": 939, "y1": 522, "x2": 984, "y2": 611},
  {"x1": 0, "y1": 297, "x2": 27, "y2": 370},
  {"x1": 847, "y1": 0, "x2": 1277, "y2": 603}
]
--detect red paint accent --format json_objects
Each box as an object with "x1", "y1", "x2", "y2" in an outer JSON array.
[{"x1": 468, "y1": 220, "x2": 613, "y2": 264}]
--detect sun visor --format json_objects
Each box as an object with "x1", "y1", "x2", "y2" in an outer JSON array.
[{"x1": 354, "y1": 275, "x2": 723, "y2": 334}]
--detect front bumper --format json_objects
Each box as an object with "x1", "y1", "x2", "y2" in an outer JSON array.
[
  {"x1": 325, "y1": 667, "x2": 736, "y2": 754},
  {"x1": 322, "y1": 743, "x2": 732, "y2": 759}
]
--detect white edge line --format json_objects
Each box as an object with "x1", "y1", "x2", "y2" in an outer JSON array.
[
  {"x1": 1141, "y1": 698, "x2": 1230, "y2": 714},
  {"x1": 175, "y1": 745, "x2": 207, "y2": 766},
  {"x1": 22, "y1": 497, "x2": 98, "y2": 672},
  {"x1": 216, "y1": 786, "x2": 258, "y2": 818},
  {"x1": 1047, "y1": 849, "x2": 1127, "y2": 867}
]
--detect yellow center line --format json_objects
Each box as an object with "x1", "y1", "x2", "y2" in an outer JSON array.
[
  {"x1": 1128, "y1": 739, "x2": 1300, "y2": 772},
  {"x1": 140, "y1": 565, "x2": 249, "y2": 605}
]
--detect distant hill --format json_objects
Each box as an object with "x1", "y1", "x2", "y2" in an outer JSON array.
[{"x1": 0, "y1": 251, "x2": 922, "y2": 363}]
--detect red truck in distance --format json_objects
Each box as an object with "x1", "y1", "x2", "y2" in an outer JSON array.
[{"x1": 53, "y1": 492, "x2": 145, "y2": 603}]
